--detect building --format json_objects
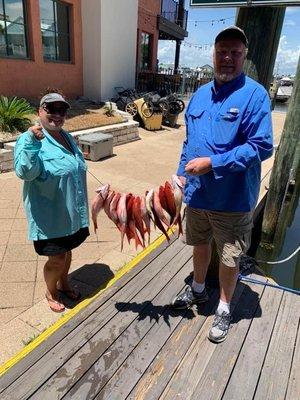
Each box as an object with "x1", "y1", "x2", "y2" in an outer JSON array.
[
  {"x1": 137, "y1": 0, "x2": 188, "y2": 74},
  {"x1": 81, "y1": 0, "x2": 138, "y2": 102},
  {"x1": 0, "y1": 0, "x2": 188, "y2": 102},
  {"x1": 0, "y1": 0, "x2": 138, "y2": 102},
  {"x1": 0, "y1": 0, "x2": 83, "y2": 100}
]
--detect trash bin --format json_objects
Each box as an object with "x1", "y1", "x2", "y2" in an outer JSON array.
[
  {"x1": 134, "y1": 98, "x2": 162, "y2": 131},
  {"x1": 77, "y1": 132, "x2": 113, "y2": 161},
  {"x1": 163, "y1": 113, "x2": 179, "y2": 128}
]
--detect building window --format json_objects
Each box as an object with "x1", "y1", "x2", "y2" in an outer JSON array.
[
  {"x1": 0, "y1": 0, "x2": 28, "y2": 58},
  {"x1": 40, "y1": 0, "x2": 70, "y2": 62},
  {"x1": 140, "y1": 32, "x2": 151, "y2": 71}
]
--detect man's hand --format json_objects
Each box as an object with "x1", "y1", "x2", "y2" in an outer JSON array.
[
  {"x1": 29, "y1": 124, "x2": 44, "y2": 141},
  {"x1": 185, "y1": 157, "x2": 212, "y2": 176}
]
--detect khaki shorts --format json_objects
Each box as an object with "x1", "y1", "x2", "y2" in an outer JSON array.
[{"x1": 184, "y1": 206, "x2": 253, "y2": 268}]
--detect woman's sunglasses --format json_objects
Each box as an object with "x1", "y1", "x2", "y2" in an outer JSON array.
[{"x1": 42, "y1": 104, "x2": 68, "y2": 116}]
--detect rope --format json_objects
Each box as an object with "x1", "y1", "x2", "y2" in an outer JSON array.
[
  {"x1": 238, "y1": 274, "x2": 300, "y2": 296},
  {"x1": 87, "y1": 170, "x2": 104, "y2": 186},
  {"x1": 256, "y1": 245, "x2": 300, "y2": 265}
]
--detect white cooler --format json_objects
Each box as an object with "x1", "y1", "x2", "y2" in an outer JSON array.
[{"x1": 78, "y1": 133, "x2": 113, "y2": 161}]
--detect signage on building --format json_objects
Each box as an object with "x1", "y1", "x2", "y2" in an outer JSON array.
[{"x1": 190, "y1": 0, "x2": 300, "y2": 6}]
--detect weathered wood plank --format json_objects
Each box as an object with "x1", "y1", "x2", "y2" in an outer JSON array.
[
  {"x1": 253, "y1": 291, "x2": 300, "y2": 400},
  {"x1": 188, "y1": 279, "x2": 282, "y2": 400},
  {"x1": 1, "y1": 237, "x2": 186, "y2": 399},
  {"x1": 66, "y1": 257, "x2": 196, "y2": 400},
  {"x1": 28, "y1": 246, "x2": 193, "y2": 400},
  {"x1": 158, "y1": 275, "x2": 260, "y2": 400},
  {"x1": 285, "y1": 303, "x2": 300, "y2": 400},
  {"x1": 221, "y1": 281, "x2": 287, "y2": 399},
  {"x1": 95, "y1": 290, "x2": 217, "y2": 400}
]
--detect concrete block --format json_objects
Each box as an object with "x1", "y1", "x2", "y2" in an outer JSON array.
[
  {"x1": 0, "y1": 159, "x2": 14, "y2": 172},
  {"x1": 4, "y1": 142, "x2": 16, "y2": 150},
  {"x1": 0, "y1": 149, "x2": 13, "y2": 162}
]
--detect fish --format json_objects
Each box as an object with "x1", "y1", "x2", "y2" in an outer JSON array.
[
  {"x1": 158, "y1": 185, "x2": 173, "y2": 221},
  {"x1": 132, "y1": 196, "x2": 145, "y2": 248},
  {"x1": 104, "y1": 190, "x2": 115, "y2": 219},
  {"x1": 116, "y1": 193, "x2": 127, "y2": 251},
  {"x1": 171, "y1": 175, "x2": 183, "y2": 235},
  {"x1": 140, "y1": 195, "x2": 151, "y2": 244},
  {"x1": 152, "y1": 190, "x2": 171, "y2": 229},
  {"x1": 109, "y1": 192, "x2": 121, "y2": 226},
  {"x1": 164, "y1": 181, "x2": 176, "y2": 223},
  {"x1": 145, "y1": 189, "x2": 155, "y2": 223},
  {"x1": 91, "y1": 183, "x2": 110, "y2": 233},
  {"x1": 125, "y1": 194, "x2": 143, "y2": 250}
]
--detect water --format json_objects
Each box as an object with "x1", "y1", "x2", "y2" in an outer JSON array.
[
  {"x1": 256, "y1": 194, "x2": 300, "y2": 290},
  {"x1": 274, "y1": 101, "x2": 289, "y2": 113}
]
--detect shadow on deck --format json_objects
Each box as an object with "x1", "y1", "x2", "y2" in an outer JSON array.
[{"x1": 0, "y1": 234, "x2": 299, "y2": 399}]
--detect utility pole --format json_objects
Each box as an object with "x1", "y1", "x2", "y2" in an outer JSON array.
[
  {"x1": 236, "y1": 6, "x2": 286, "y2": 90},
  {"x1": 261, "y1": 56, "x2": 300, "y2": 241}
]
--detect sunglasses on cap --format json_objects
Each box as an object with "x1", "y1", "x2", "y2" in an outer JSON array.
[{"x1": 42, "y1": 103, "x2": 68, "y2": 116}]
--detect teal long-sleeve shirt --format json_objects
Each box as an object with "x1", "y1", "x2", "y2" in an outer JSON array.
[{"x1": 14, "y1": 129, "x2": 89, "y2": 240}]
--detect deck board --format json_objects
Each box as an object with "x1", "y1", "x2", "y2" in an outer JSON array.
[
  {"x1": 253, "y1": 290, "x2": 300, "y2": 400},
  {"x1": 222, "y1": 280, "x2": 284, "y2": 400},
  {"x1": 0, "y1": 237, "x2": 298, "y2": 400}
]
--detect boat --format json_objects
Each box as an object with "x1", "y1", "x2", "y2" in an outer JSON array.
[{"x1": 276, "y1": 77, "x2": 294, "y2": 102}]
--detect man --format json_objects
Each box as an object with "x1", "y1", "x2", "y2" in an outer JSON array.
[{"x1": 171, "y1": 26, "x2": 273, "y2": 343}]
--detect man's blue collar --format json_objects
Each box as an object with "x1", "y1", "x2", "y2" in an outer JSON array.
[{"x1": 211, "y1": 73, "x2": 245, "y2": 96}]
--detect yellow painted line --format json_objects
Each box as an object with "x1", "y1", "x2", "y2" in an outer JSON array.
[{"x1": 0, "y1": 230, "x2": 174, "y2": 377}]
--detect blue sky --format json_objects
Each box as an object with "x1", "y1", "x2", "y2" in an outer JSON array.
[{"x1": 158, "y1": 5, "x2": 300, "y2": 76}]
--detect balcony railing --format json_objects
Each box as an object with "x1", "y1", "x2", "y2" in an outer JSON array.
[{"x1": 160, "y1": 0, "x2": 188, "y2": 30}]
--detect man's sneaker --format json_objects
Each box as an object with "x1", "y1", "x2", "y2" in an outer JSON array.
[
  {"x1": 171, "y1": 286, "x2": 208, "y2": 309},
  {"x1": 208, "y1": 310, "x2": 231, "y2": 343}
]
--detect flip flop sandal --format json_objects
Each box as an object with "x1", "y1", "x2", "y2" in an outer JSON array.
[
  {"x1": 45, "y1": 294, "x2": 65, "y2": 313},
  {"x1": 57, "y1": 288, "x2": 81, "y2": 301}
]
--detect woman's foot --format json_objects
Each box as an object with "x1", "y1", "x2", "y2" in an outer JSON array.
[
  {"x1": 57, "y1": 288, "x2": 81, "y2": 301},
  {"x1": 57, "y1": 283, "x2": 81, "y2": 301},
  {"x1": 45, "y1": 293, "x2": 65, "y2": 312}
]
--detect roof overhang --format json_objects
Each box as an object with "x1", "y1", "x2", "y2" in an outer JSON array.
[{"x1": 158, "y1": 15, "x2": 188, "y2": 40}]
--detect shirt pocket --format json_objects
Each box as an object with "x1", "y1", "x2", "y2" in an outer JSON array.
[
  {"x1": 187, "y1": 108, "x2": 207, "y2": 158},
  {"x1": 40, "y1": 153, "x2": 68, "y2": 176},
  {"x1": 213, "y1": 112, "x2": 240, "y2": 148}
]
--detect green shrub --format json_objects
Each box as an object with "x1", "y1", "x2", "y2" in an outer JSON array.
[{"x1": 0, "y1": 96, "x2": 35, "y2": 133}]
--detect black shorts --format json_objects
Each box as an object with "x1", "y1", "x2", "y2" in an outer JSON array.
[{"x1": 33, "y1": 227, "x2": 90, "y2": 256}]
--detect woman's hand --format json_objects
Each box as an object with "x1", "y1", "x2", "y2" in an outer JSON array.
[
  {"x1": 29, "y1": 124, "x2": 44, "y2": 140},
  {"x1": 185, "y1": 157, "x2": 212, "y2": 176}
]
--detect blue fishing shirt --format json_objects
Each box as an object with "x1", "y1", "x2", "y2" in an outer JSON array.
[
  {"x1": 14, "y1": 129, "x2": 89, "y2": 240},
  {"x1": 177, "y1": 73, "x2": 273, "y2": 212}
]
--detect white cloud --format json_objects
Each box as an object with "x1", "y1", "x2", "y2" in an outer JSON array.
[
  {"x1": 158, "y1": 40, "x2": 214, "y2": 68},
  {"x1": 284, "y1": 20, "x2": 296, "y2": 27},
  {"x1": 275, "y1": 35, "x2": 300, "y2": 75}
]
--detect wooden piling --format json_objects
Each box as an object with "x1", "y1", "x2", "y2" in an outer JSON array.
[
  {"x1": 236, "y1": 7, "x2": 286, "y2": 90},
  {"x1": 261, "y1": 57, "x2": 300, "y2": 242}
]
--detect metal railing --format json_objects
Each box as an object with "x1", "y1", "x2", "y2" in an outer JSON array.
[
  {"x1": 160, "y1": 0, "x2": 188, "y2": 30},
  {"x1": 137, "y1": 72, "x2": 212, "y2": 97}
]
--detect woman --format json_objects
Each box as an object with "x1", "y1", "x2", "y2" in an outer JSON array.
[{"x1": 14, "y1": 90, "x2": 89, "y2": 312}]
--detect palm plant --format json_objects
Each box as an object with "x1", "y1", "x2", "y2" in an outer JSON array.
[{"x1": 0, "y1": 96, "x2": 35, "y2": 133}]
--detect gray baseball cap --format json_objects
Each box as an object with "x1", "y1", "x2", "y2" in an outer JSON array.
[
  {"x1": 40, "y1": 93, "x2": 70, "y2": 108},
  {"x1": 215, "y1": 26, "x2": 248, "y2": 47}
]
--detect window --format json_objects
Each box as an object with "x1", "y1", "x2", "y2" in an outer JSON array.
[
  {"x1": 40, "y1": 0, "x2": 70, "y2": 62},
  {"x1": 0, "y1": 0, "x2": 28, "y2": 58},
  {"x1": 140, "y1": 32, "x2": 152, "y2": 71}
]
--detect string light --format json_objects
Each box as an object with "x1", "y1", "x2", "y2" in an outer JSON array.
[{"x1": 189, "y1": 16, "x2": 235, "y2": 28}]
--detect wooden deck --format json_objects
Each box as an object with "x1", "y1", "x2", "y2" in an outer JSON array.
[{"x1": 0, "y1": 235, "x2": 299, "y2": 400}]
